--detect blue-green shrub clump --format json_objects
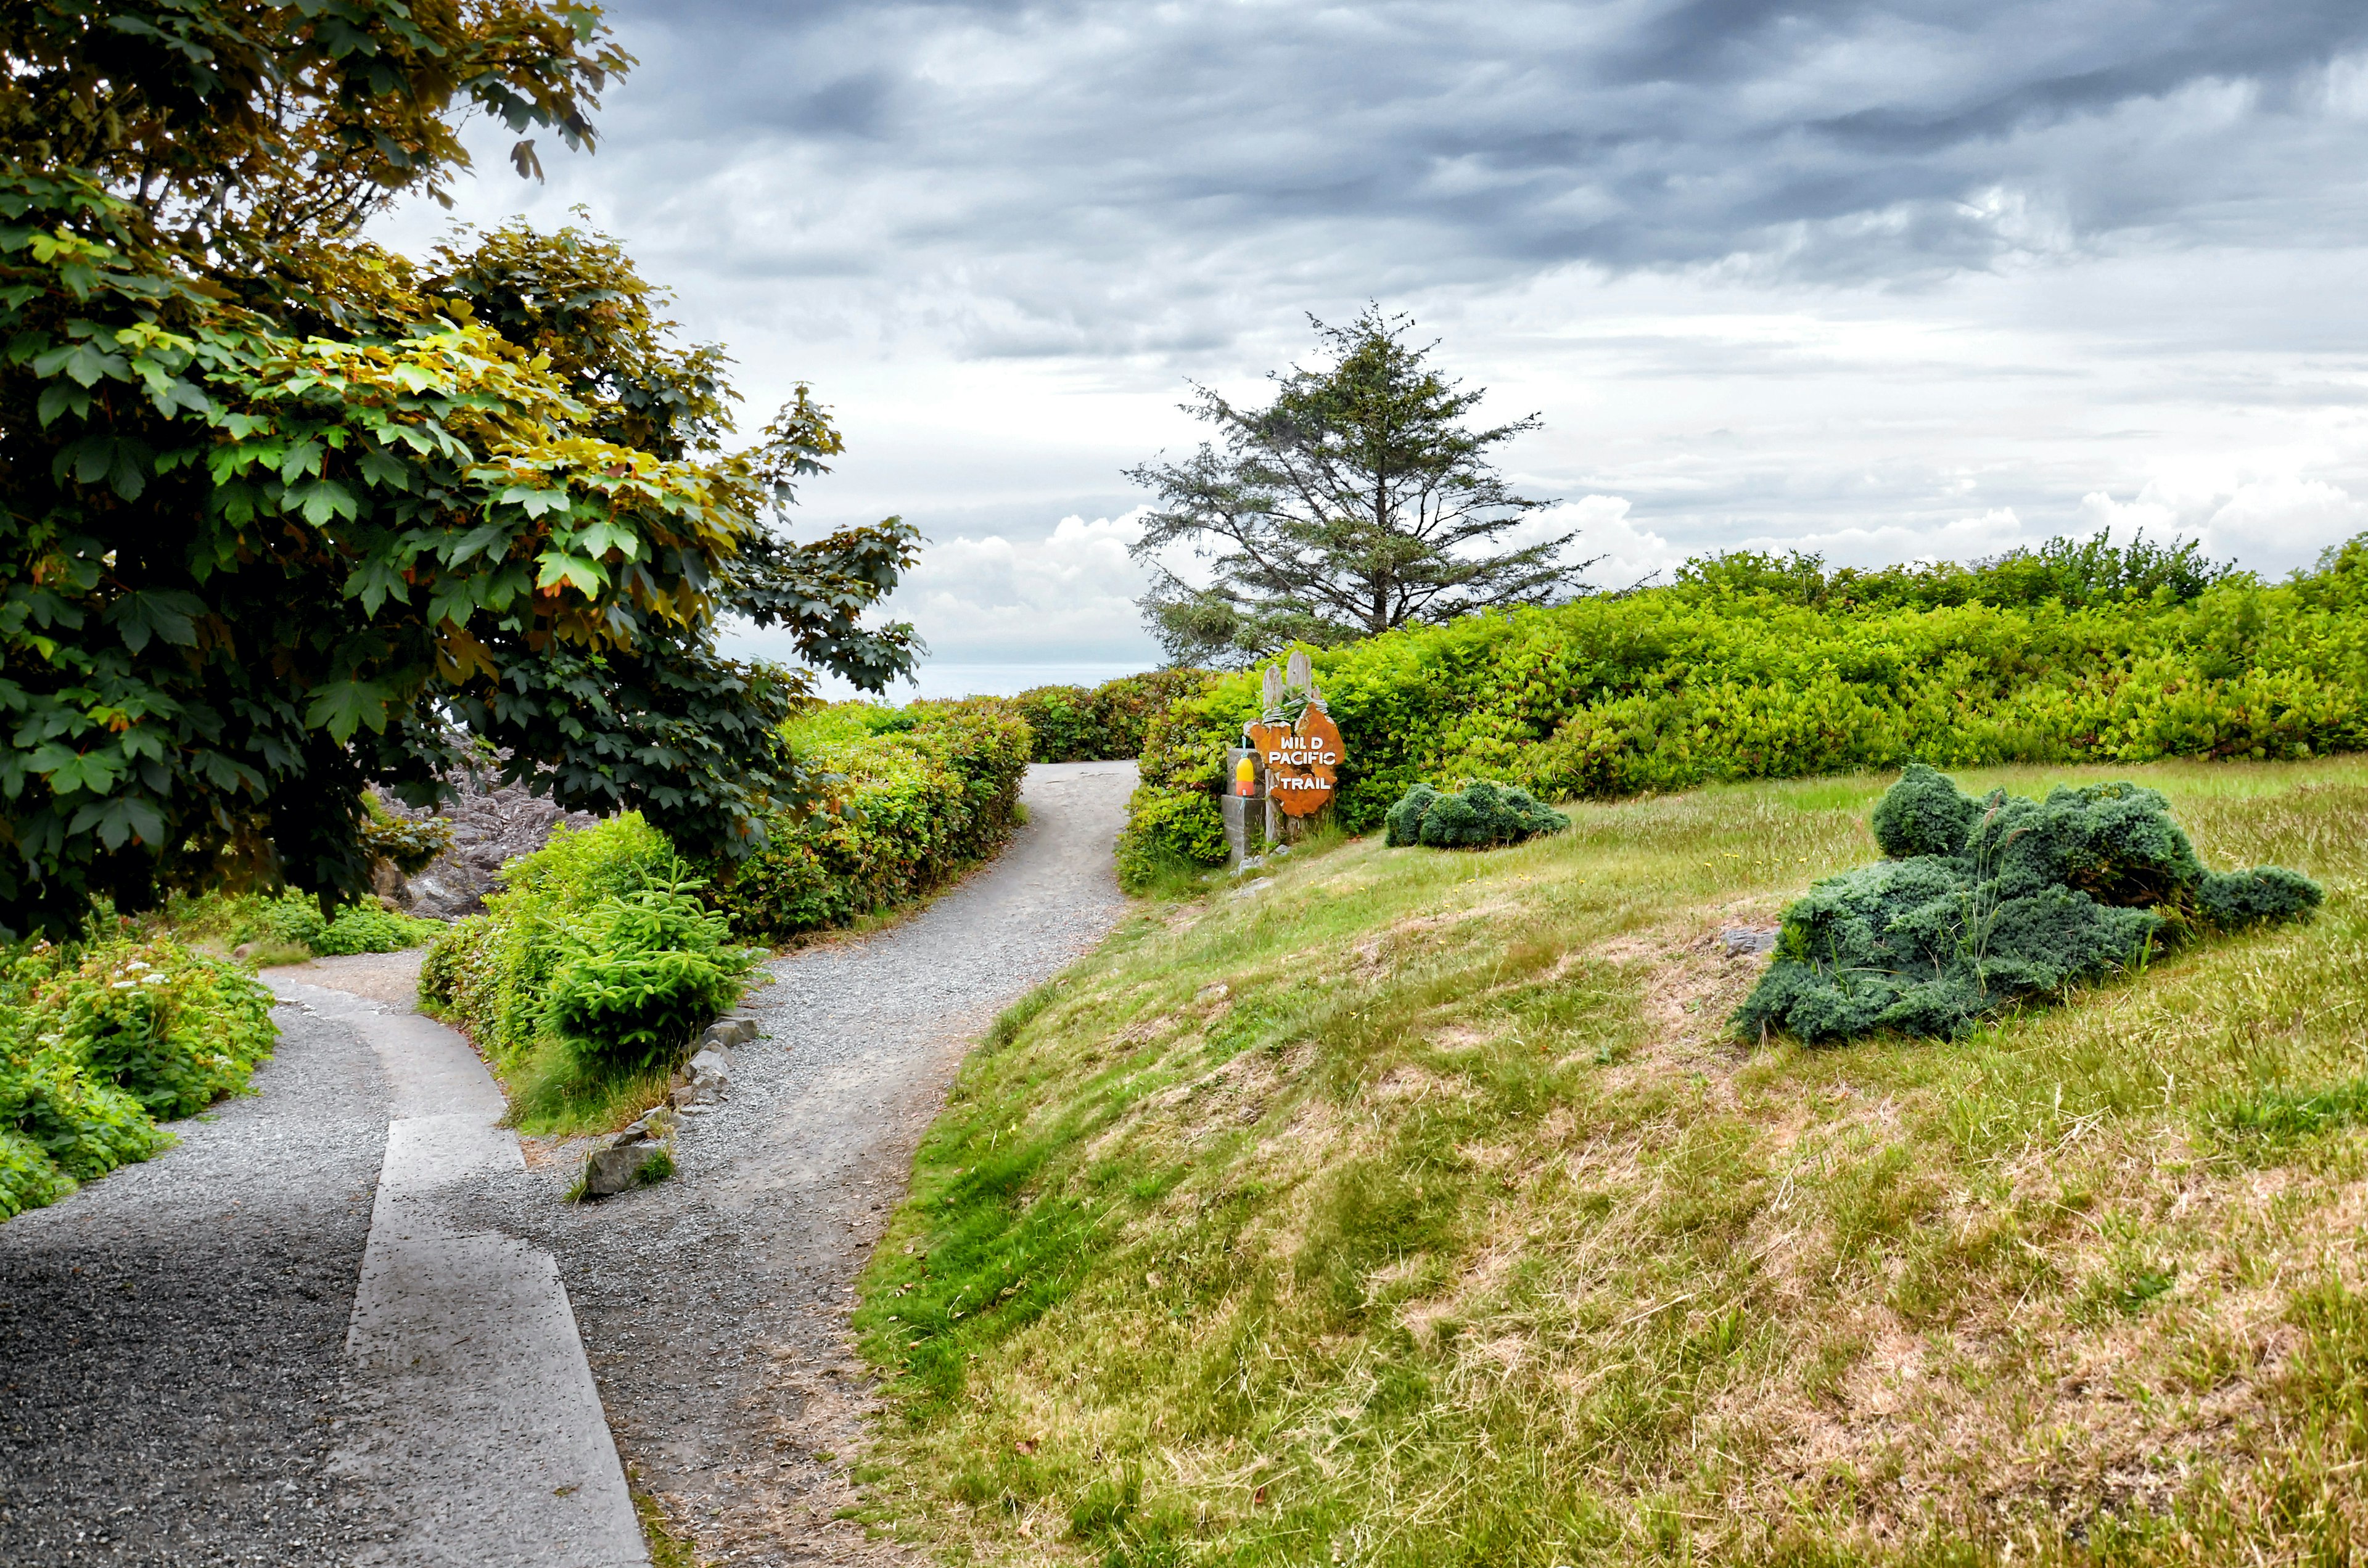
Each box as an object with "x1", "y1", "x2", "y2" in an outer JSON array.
[
  {"x1": 1385, "y1": 781, "x2": 1569, "y2": 849},
  {"x1": 1736, "y1": 763, "x2": 2324, "y2": 1042},
  {"x1": 1, "y1": 938, "x2": 277, "y2": 1220}
]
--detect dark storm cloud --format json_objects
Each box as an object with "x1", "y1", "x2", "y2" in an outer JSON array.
[{"x1": 558, "y1": 0, "x2": 2368, "y2": 352}]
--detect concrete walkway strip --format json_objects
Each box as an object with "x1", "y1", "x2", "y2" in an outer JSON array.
[{"x1": 271, "y1": 978, "x2": 649, "y2": 1568}]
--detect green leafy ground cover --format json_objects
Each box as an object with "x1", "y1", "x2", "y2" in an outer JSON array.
[
  {"x1": 1, "y1": 934, "x2": 276, "y2": 1220},
  {"x1": 161, "y1": 888, "x2": 445, "y2": 967},
  {"x1": 853, "y1": 756, "x2": 2367, "y2": 1566},
  {"x1": 1119, "y1": 536, "x2": 2368, "y2": 885}
]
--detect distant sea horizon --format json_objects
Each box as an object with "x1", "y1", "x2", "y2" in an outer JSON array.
[{"x1": 811, "y1": 660, "x2": 1160, "y2": 703}]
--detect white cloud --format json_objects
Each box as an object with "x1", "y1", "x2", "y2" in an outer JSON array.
[
  {"x1": 724, "y1": 510, "x2": 1164, "y2": 668},
  {"x1": 2081, "y1": 477, "x2": 2368, "y2": 575},
  {"x1": 377, "y1": 2, "x2": 2368, "y2": 669}
]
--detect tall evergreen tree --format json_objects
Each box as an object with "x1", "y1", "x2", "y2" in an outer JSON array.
[{"x1": 1127, "y1": 307, "x2": 1590, "y2": 667}]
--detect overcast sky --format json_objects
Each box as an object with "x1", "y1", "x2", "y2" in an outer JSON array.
[{"x1": 377, "y1": 0, "x2": 2368, "y2": 672}]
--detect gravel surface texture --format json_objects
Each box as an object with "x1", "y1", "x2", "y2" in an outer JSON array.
[
  {"x1": 488, "y1": 760, "x2": 1140, "y2": 1565},
  {"x1": 0, "y1": 1005, "x2": 393, "y2": 1566},
  {"x1": 263, "y1": 950, "x2": 427, "y2": 1011}
]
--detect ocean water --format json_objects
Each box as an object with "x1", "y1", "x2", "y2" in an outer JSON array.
[{"x1": 812, "y1": 661, "x2": 1158, "y2": 702}]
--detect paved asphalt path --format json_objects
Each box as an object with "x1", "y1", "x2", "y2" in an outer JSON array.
[
  {"x1": 0, "y1": 759, "x2": 1137, "y2": 1566},
  {"x1": 0, "y1": 1004, "x2": 393, "y2": 1565}
]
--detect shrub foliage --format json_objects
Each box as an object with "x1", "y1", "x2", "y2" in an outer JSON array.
[
  {"x1": 1736, "y1": 763, "x2": 2323, "y2": 1041},
  {"x1": 1384, "y1": 781, "x2": 1569, "y2": 848},
  {"x1": 716, "y1": 700, "x2": 1032, "y2": 942},
  {"x1": 418, "y1": 815, "x2": 683, "y2": 1070},
  {"x1": 1009, "y1": 671, "x2": 1209, "y2": 762},
  {"x1": 1, "y1": 935, "x2": 275, "y2": 1220},
  {"x1": 1122, "y1": 533, "x2": 2368, "y2": 874},
  {"x1": 545, "y1": 876, "x2": 755, "y2": 1069}
]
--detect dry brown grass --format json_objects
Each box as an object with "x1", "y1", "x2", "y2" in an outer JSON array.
[{"x1": 848, "y1": 758, "x2": 2368, "y2": 1566}]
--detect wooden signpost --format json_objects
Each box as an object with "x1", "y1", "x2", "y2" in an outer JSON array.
[{"x1": 1221, "y1": 651, "x2": 1344, "y2": 865}]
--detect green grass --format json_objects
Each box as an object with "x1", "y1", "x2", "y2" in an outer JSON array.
[
  {"x1": 850, "y1": 755, "x2": 2368, "y2": 1566},
  {"x1": 479, "y1": 1031, "x2": 674, "y2": 1138}
]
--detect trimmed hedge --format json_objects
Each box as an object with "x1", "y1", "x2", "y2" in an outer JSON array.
[
  {"x1": 1, "y1": 936, "x2": 276, "y2": 1220},
  {"x1": 1737, "y1": 764, "x2": 2322, "y2": 1041},
  {"x1": 1010, "y1": 671, "x2": 1209, "y2": 761},
  {"x1": 714, "y1": 699, "x2": 1034, "y2": 942},
  {"x1": 1120, "y1": 535, "x2": 2368, "y2": 881}
]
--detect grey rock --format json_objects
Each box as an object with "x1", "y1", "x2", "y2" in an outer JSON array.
[
  {"x1": 671, "y1": 1047, "x2": 733, "y2": 1108},
  {"x1": 380, "y1": 758, "x2": 598, "y2": 920},
  {"x1": 583, "y1": 1141, "x2": 666, "y2": 1197},
  {"x1": 1232, "y1": 855, "x2": 1267, "y2": 875},
  {"x1": 698, "y1": 1014, "x2": 758, "y2": 1051},
  {"x1": 1721, "y1": 927, "x2": 1780, "y2": 956},
  {"x1": 621, "y1": 1106, "x2": 678, "y2": 1143},
  {"x1": 1228, "y1": 877, "x2": 1275, "y2": 899}
]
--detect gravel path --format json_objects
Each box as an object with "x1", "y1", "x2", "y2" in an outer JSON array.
[
  {"x1": 0, "y1": 1006, "x2": 394, "y2": 1566},
  {"x1": 491, "y1": 760, "x2": 1139, "y2": 1564},
  {"x1": 0, "y1": 759, "x2": 1135, "y2": 1567}
]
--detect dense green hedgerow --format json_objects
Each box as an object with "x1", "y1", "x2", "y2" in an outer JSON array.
[
  {"x1": 715, "y1": 699, "x2": 1032, "y2": 942},
  {"x1": 1009, "y1": 671, "x2": 1210, "y2": 761},
  {"x1": 1735, "y1": 763, "x2": 2324, "y2": 1041},
  {"x1": 1384, "y1": 780, "x2": 1570, "y2": 848},
  {"x1": 1121, "y1": 533, "x2": 2368, "y2": 874},
  {"x1": 0, "y1": 936, "x2": 277, "y2": 1220}
]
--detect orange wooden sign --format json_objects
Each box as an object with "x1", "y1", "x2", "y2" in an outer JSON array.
[{"x1": 1248, "y1": 711, "x2": 1342, "y2": 818}]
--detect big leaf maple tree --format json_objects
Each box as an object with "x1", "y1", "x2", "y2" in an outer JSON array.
[{"x1": 0, "y1": 3, "x2": 921, "y2": 937}]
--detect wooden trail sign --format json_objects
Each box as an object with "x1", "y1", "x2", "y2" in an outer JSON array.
[{"x1": 1247, "y1": 712, "x2": 1342, "y2": 817}]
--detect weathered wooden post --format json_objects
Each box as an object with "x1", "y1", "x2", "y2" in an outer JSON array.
[{"x1": 1225, "y1": 651, "x2": 1341, "y2": 866}]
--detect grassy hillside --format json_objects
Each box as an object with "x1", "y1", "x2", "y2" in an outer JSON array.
[{"x1": 853, "y1": 757, "x2": 2368, "y2": 1566}]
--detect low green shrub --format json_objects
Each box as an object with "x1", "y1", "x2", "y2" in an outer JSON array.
[
  {"x1": 0, "y1": 936, "x2": 276, "y2": 1221},
  {"x1": 545, "y1": 876, "x2": 756, "y2": 1068},
  {"x1": 1011, "y1": 671, "x2": 1209, "y2": 762},
  {"x1": 1123, "y1": 532, "x2": 2368, "y2": 873},
  {"x1": 1114, "y1": 785, "x2": 1230, "y2": 892},
  {"x1": 1384, "y1": 781, "x2": 1569, "y2": 848},
  {"x1": 717, "y1": 699, "x2": 1032, "y2": 942},
  {"x1": 1735, "y1": 763, "x2": 2324, "y2": 1041},
  {"x1": 158, "y1": 886, "x2": 442, "y2": 958},
  {"x1": 417, "y1": 816, "x2": 756, "y2": 1135},
  {"x1": 418, "y1": 813, "x2": 681, "y2": 1067}
]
